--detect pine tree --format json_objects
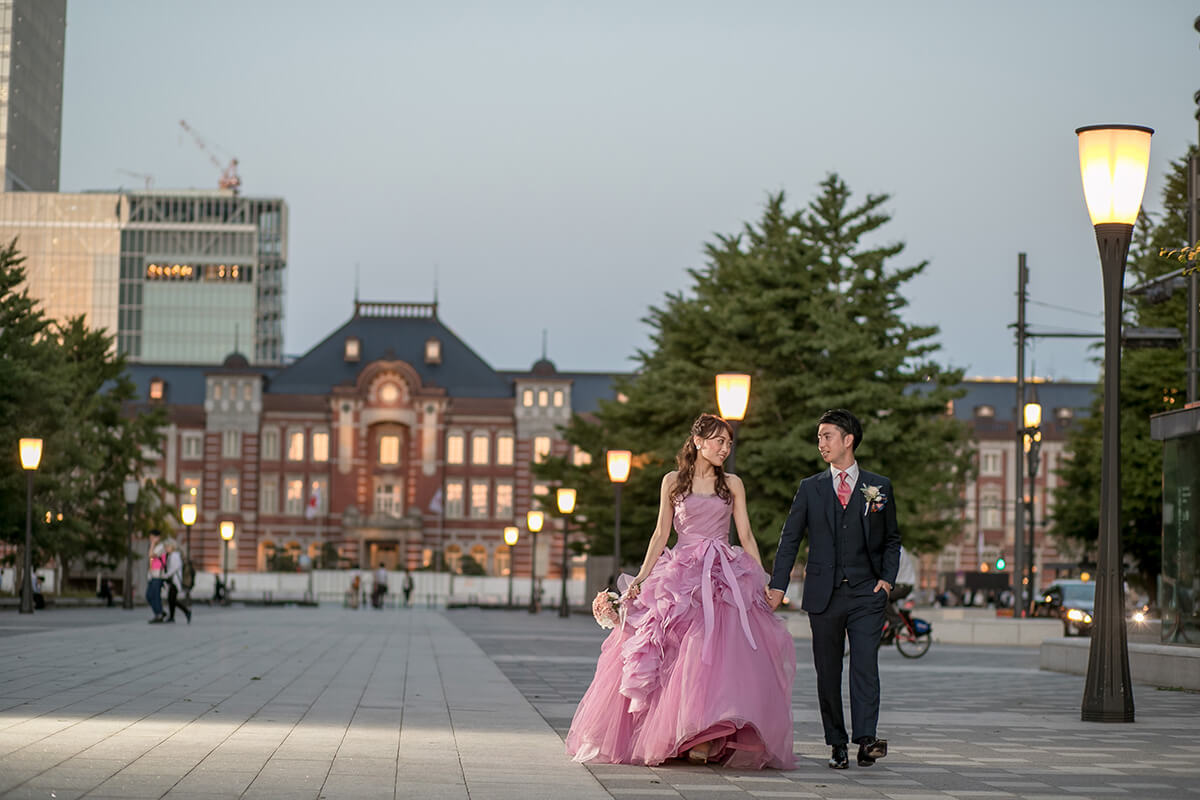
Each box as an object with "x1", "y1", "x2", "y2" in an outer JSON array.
[{"x1": 537, "y1": 177, "x2": 972, "y2": 568}]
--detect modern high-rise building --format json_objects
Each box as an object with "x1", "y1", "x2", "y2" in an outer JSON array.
[
  {"x1": 0, "y1": 0, "x2": 66, "y2": 191},
  {"x1": 0, "y1": 189, "x2": 288, "y2": 364}
]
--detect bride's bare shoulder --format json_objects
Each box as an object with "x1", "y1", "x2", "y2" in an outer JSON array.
[{"x1": 661, "y1": 471, "x2": 679, "y2": 492}]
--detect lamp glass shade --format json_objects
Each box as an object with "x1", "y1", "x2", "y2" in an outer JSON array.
[
  {"x1": 219, "y1": 521, "x2": 235, "y2": 541},
  {"x1": 180, "y1": 503, "x2": 198, "y2": 526},
  {"x1": 123, "y1": 478, "x2": 140, "y2": 504},
  {"x1": 526, "y1": 509, "x2": 544, "y2": 533},
  {"x1": 504, "y1": 526, "x2": 520, "y2": 546},
  {"x1": 1023, "y1": 401, "x2": 1042, "y2": 430},
  {"x1": 19, "y1": 438, "x2": 43, "y2": 470},
  {"x1": 606, "y1": 449, "x2": 632, "y2": 483},
  {"x1": 556, "y1": 487, "x2": 577, "y2": 515},
  {"x1": 1076, "y1": 125, "x2": 1153, "y2": 225},
  {"x1": 715, "y1": 373, "x2": 751, "y2": 421}
]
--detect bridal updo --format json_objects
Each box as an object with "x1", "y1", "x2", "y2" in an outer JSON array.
[{"x1": 670, "y1": 413, "x2": 733, "y2": 505}]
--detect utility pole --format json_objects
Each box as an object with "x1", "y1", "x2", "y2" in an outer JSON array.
[
  {"x1": 1188, "y1": 15, "x2": 1199, "y2": 405},
  {"x1": 1013, "y1": 253, "x2": 1027, "y2": 614}
]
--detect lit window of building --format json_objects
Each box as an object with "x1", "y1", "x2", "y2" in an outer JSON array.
[
  {"x1": 553, "y1": 389, "x2": 564, "y2": 407},
  {"x1": 180, "y1": 474, "x2": 201, "y2": 505},
  {"x1": 522, "y1": 389, "x2": 534, "y2": 407},
  {"x1": 445, "y1": 544, "x2": 462, "y2": 573},
  {"x1": 344, "y1": 337, "x2": 361, "y2": 362},
  {"x1": 445, "y1": 480, "x2": 464, "y2": 518},
  {"x1": 572, "y1": 447, "x2": 592, "y2": 466},
  {"x1": 495, "y1": 547, "x2": 511, "y2": 576},
  {"x1": 149, "y1": 379, "x2": 165, "y2": 400},
  {"x1": 375, "y1": 481, "x2": 403, "y2": 517},
  {"x1": 470, "y1": 482, "x2": 489, "y2": 519},
  {"x1": 495, "y1": 482, "x2": 513, "y2": 519},
  {"x1": 533, "y1": 436, "x2": 552, "y2": 463},
  {"x1": 287, "y1": 430, "x2": 305, "y2": 462},
  {"x1": 425, "y1": 338, "x2": 442, "y2": 364},
  {"x1": 470, "y1": 544, "x2": 488, "y2": 573},
  {"x1": 538, "y1": 389, "x2": 549, "y2": 407},
  {"x1": 221, "y1": 474, "x2": 240, "y2": 512},
  {"x1": 496, "y1": 434, "x2": 514, "y2": 465},
  {"x1": 311, "y1": 431, "x2": 330, "y2": 462},
  {"x1": 379, "y1": 434, "x2": 400, "y2": 465},
  {"x1": 311, "y1": 477, "x2": 328, "y2": 514},
  {"x1": 471, "y1": 433, "x2": 489, "y2": 465},
  {"x1": 446, "y1": 433, "x2": 464, "y2": 465},
  {"x1": 974, "y1": 405, "x2": 995, "y2": 418},
  {"x1": 285, "y1": 477, "x2": 304, "y2": 515}
]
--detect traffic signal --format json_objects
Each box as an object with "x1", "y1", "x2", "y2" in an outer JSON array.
[{"x1": 995, "y1": 556, "x2": 1007, "y2": 571}]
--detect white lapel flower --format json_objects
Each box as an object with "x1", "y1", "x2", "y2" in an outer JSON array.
[{"x1": 860, "y1": 484, "x2": 888, "y2": 515}]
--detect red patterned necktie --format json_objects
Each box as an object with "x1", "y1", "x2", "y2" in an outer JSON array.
[{"x1": 837, "y1": 472, "x2": 852, "y2": 508}]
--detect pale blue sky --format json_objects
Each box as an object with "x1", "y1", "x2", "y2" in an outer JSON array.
[{"x1": 61, "y1": 1, "x2": 1197, "y2": 380}]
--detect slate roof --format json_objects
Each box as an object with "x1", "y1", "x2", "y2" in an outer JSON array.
[{"x1": 953, "y1": 379, "x2": 1095, "y2": 423}]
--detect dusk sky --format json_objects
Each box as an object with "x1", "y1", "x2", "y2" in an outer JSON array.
[{"x1": 61, "y1": 1, "x2": 1197, "y2": 381}]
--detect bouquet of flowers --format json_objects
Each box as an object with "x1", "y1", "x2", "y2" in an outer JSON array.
[{"x1": 592, "y1": 590, "x2": 622, "y2": 629}]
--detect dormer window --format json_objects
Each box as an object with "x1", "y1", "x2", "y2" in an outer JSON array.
[
  {"x1": 344, "y1": 337, "x2": 361, "y2": 362},
  {"x1": 974, "y1": 405, "x2": 995, "y2": 418},
  {"x1": 425, "y1": 338, "x2": 442, "y2": 365},
  {"x1": 1056, "y1": 407, "x2": 1075, "y2": 422},
  {"x1": 149, "y1": 378, "x2": 165, "y2": 401}
]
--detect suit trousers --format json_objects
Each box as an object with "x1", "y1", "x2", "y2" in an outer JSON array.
[{"x1": 808, "y1": 579, "x2": 887, "y2": 745}]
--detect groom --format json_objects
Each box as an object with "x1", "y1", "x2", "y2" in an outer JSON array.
[{"x1": 767, "y1": 409, "x2": 901, "y2": 769}]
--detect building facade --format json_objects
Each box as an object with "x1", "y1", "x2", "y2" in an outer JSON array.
[
  {"x1": 0, "y1": 0, "x2": 66, "y2": 191},
  {"x1": 0, "y1": 190, "x2": 288, "y2": 365}
]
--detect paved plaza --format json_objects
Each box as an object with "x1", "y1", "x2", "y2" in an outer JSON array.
[{"x1": 0, "y1": 605, "x2": 1196, "y2": 800}]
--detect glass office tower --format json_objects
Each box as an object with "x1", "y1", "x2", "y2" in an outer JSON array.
[{"x1": 0, "y1": 0, "x2": 66, "y2": 191}]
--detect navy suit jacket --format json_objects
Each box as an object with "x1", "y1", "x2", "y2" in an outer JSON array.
[{"x1": 769, "y1": 467, "x2": 902, "y2": 615}]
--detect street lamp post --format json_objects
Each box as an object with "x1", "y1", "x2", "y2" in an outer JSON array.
[
  {"x1": 180, "y1": 502, "x2": 197, "y2": 600},
  {"x1": 219, "y1": 521, "x2": 235, "y2": 605},
  {"x1": 606, "y1": 450, "x2": 632, "y2": 587},
  {"x1": 715, "y1": 373, "x2": 751, "y2": 544},
  {"x1": 1022, "y1": 396, "x2": 1042, "y2": 616},
  {"x1": 1075, "y1": 123, "x2": 1153, "y2": 723},
  {"x1": 504, "y1": 525, "x2": 519, "y2": 608},
  {"x1": 18, "y1": 438, "x2": 42, "y2": 615},
  {"x1": 122, "y1": 478, "x2": 140, "y2": 610},
  {"x1": 527, "y1": 509, "x2": 544, "y2": 614},
  {"x1": 556, "y1": 487, "x2": 576, "y2": 618}
]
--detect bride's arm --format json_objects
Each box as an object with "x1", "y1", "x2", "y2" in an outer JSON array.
[
  {"x1": 626, "y1": 472, "x2": 676, "y2": 598},
  {"x1": 729, "y1": 475, "x2": 764, "y2": 570}
]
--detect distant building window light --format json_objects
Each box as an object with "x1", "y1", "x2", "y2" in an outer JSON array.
[
  {"x1": 379, "y1": 434, "x2": 401, "y2": 466},
  {"x1": 553, "y1": 390, "x2": 564, "y2": 407},
  {"x1": 496, "y1": 434, "x2": 514, "y2": 466},
  {"x1": 522, "y1": 389, "x2": 534, "y2": 407},
  {"x1": 312, "y1": 431, "x2": 330, "y2": 462},
  {"x1": 974, "y1": 405, "x2": 995, "y2": 418},
  {"x1": 425, "y1": 338, "x2": 442, "y2": 365},
  {"x1": 572, "y1": 448, "x2": 592, "y2": 467},
  {"x1": 616, "y1": 392, "x2": 629, "y2": 404},
  {"x1": 1055, "y1": 407, "x2": 1074, "y2": 422},
  {"x1": 446, "y1": 434, "x2": 465, "y2": 465},
  {"x1": 149, "y1": 379, "x2": 165, "y2": 401},
  {"x1": 533, "y1": 436, "x2": 551, "y2": 463},
  {"x1": 344, "y1": 337, "x2": 361, "y2": 362},
  {"x1": 287, "y1": 431, "x2": 305, "y2": 462},
  {"x1": 538, "y1": 390, "x2": 549, "y2": 407}
]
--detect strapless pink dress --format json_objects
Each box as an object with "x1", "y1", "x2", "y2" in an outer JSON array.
[{"x1": 565, "y1": 493, "x2": 796, "y2": 768}]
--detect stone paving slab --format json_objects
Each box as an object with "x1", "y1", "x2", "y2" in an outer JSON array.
[
  {"x1": 0, "y1": 606, "x2": 608, "y2": 799},
  {"x1": 448, "y1": 607, "x2": 1200, "y2": 800}
]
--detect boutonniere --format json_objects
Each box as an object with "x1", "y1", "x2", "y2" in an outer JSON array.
[{"x1": 861, "y1": 484, "x2": 887, "y2": 516}]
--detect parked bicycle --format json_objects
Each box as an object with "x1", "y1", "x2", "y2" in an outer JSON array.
[{"x1": 880, "y1": 604, "x2": 932, "y2": 658}]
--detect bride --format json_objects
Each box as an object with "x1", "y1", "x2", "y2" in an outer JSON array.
[{"x1": 565, "y1": 413, "x2": 796, "y2": 768}]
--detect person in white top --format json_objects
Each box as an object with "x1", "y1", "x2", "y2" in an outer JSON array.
[
  {"x1": 163, "y1": 540, "x2": 192, "y2": 624},
  {"x1": 372, "y1": 564, "x2": 389, "y2": 609}
]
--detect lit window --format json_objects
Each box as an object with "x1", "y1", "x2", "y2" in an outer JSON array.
[
  {"x1": 1056, "y1": 407, "x2": 1074, "y2": 422},
  {"x1": 149, "y1": 379, "x2": 165, "y2": 401},
  {"x1": 181, "y1": 432, "x2": 203, "y2": 460},
  {"x1": 446, "y1": 433, "x2": 464, "y2": 465},
  {"x1": 287, "y1": 431, "x2": 305, "y2": 462},
  {"x1": 974, "y1": 405, "x2": 995, "y2": 418},
  {"x1": 379, "y1": 434, "x2": 400, "y2": 465},
  {"x1": 470, "y1": 544, "x2": 488, "y2": 573},
  {"x1": 374, "y1": 481, "x2": 403, "y2": 517},
  {"x1": 310, "y1": 478, "x2": 328, "y2": 515},
  {"x1": 445, "y1": 544, "x2": 462, "y2": 573},
  {"x1": 312, "y1": 431, "x2": 330, "y2": 462},
  {"x1": 616, "y1": 392, "x2": 628, "y2": 404},
  {"x1": 221, "y1": 474, "x2": 240, "y2": 512},
  {"x1": 495, "y1": 482, "x2": 513, "y2": 519},
  {"x1": 344, "y1": 337, "x2": 361, "y2": 362},
  {"x1": 260, "y1": 476, "x2": 278, "y2": 514},
  {"x1": 534, "y1": 436, "x2": 552, "y2": 463},
  {"x1": 261, "y1": 428, "x2": 279, "y2": 460},
  {"x1": 470, "y1": 482, "x2": 489, "y2": 519},
  {"x1": 285, "y1": 477, "x2": 304, "y2": 515},
  {"x1": 495, "y1": 547, "x2": 511, "y2": 577},
  {"x1": 553, "y1": 390, "x2": 564, "y2": 407},
  {"x1": 222, "y1": 430, "x2": 241, "y2": 458},
  {"x1": 425, "y1": 338, "x2": 442, "y2": 364},
  {"x1": 446, "y1": 480, "x2": 464, "y2": 518},
  {"x1": 533, "y1": 482, "x2": 549, "y2": 497},
  {"x1": 496, "y1": 434, "x2": 514, "y2": 466},
  {"x1": 538, "y1": 389, "x2": 549, "y2": 407},
  {"x1": 522, "y1": 389, "x2": 534, "y2": 407},
  {"x1": 471, "y1": 433, "x2": 490, "y2": 465},
  {"x1": 180, "y1": 474, "x2": 201, "y2": 505},
  {"x1": 572, "y1": 447, "x2": 592, "y2": 467}
]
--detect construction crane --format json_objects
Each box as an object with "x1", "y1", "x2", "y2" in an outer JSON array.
[
  {"x1": 116, "y1": 169, "x2": 154, "y2": 190},
  {"x1": 178, "y1": 119, "x2": 241, "y2": 193}
]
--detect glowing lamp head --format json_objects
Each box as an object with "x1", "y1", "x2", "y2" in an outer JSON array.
[
  {"x1": 503, "y1": 526, "x2": 519, "y2": 546},
  {"x1": 219, "y1": 521, "x2": 235, "y2": 541},
  {"x1": 556, "y1": 487, "x2": 577, "y2": 515},
  {"x1": 123, "y1": 478, "x2": 140, "y2": 505},
  {"x1": 526, "y1": 509, "x2": 544, "y2": 533},
  {"x1": 606, "y1": 450, "x2": 632, "y2": 483},
  {"x1": 19, "y1": 438, "x2": 43, "y2": 471},
  {"x1": 1075, "y1": 125, "x2": 1153, "y2": 226},
  {"x1": 1023, "y1": 401, "x2": 1042, "y2": 430},
  {"x1": 180, "y1": 503, "x2": 197, "y2": 526},
  {"x1": 715, "y1": 373, "x2": 751, "y2": 421}
]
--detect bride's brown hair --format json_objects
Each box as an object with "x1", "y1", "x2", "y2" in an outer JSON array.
[{"x1": 670, "y1": 413, "x2": 734, "y2": 505}]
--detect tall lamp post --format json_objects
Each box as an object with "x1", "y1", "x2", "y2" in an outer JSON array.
[
  {"x1": 180, "y1": 502, "x2": 197, "y2": 600},
  {"x1": 18, "y1": 438, "x2": 42, "y2": 614},
  {"x1": 716, "y1": 373, "x2": 751, "y2": 544},
  {"x1": 1021, "y1": 395, "x2": 1042, "y2": 616},
  {"x1": 219, "y1": 520, "x2": 235, "y2": 604},
  {"x1": 527, "y1": 509, "x2": 544, "y2": 614},
  {"x1": 556, "y1": 487, "x2": 576, "y2": 618},
  {"x1": 122, "y1": 478, "x2": 140, "y2": 610},
  {"x1": 606, "y1": 450, "x2": 632, "y2": 587},
  {"x1": 1075, "y1": 123, "x2": 1153, "y2": 723},
  {"x1": 504, "y1": 525, "x2": 519, "y2": 608}
]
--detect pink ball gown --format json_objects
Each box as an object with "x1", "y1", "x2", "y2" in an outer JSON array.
[{"x1": 565, "y1": 493, "x2": 797, "y2": 769}]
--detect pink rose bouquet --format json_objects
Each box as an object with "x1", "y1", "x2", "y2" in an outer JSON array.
[{"x1": 591, "y1": 590, "x2": 621, "y2": 629}]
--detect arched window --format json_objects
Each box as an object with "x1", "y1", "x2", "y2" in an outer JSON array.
[
  {"x1": 494, "y1": 547, "x2": 511, "y2": 577},
  {"x1": 470, "y1": 544, "x2": 489, "y2": 574},
  {"x1": 445, "y1": 544, "x2": 462, "y2": 574}
]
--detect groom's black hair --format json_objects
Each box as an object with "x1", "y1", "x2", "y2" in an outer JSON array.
[{"x1": 819, "y1": 409, "x2": 863, "y2": 451}]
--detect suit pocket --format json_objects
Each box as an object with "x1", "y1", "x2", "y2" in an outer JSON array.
[{"x1": 805, "y1": 564, "x2": 822, "y2": 577}]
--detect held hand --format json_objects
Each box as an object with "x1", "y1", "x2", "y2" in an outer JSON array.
[
  {"x1": 765, "y1": 588, "x2": 785, "y2": 611},
  {"x1": 874, "y1": 580, "x2": 893, "y2": 596},
  {"x1": 626, "y1": 580, "x2": 644, "y2": 600}
]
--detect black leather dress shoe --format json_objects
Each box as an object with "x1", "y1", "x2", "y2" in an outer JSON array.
[
  {"x1": 856, "y1": 736, "x2": 887, "y2": 766},
  {"x1": 829, "y1": 744, "x2": 849, "y2": 769}
]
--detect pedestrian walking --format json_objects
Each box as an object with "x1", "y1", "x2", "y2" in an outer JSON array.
[
  {"x1": 402, "y1": 570, "x2": 414, "y2": 607},
  {"x1": 97, "y1": 577, "x2": 114, "y2": 607},
  {"x1": 146, "y1": 531, "x2": 167, "y2": 623},
  {"x1": 372, "y1": 563, "x2": 388, "y2": 609},
  {"x1": 164, "y1": 540, "x2": 192, "y2": 623},
  {"x1": 32, "y1": 574, "x2": 45, "y2": 609}
]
